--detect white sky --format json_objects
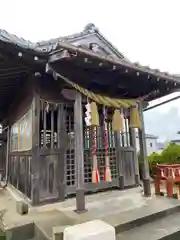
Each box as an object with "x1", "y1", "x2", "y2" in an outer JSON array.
[
  {"x1": 1, "y1": 0, "x2": 180, "y2": 72},
  {"x1": 1, "y1": 0, "x2": 180, "y2": 113}
]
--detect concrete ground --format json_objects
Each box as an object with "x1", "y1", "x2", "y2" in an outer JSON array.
[
  {"x1": 0, "y1": 186, "x2": 146, "y2": 228},
  {"x1": 1, "y1": 182, "x2": 180, "y2": 239},
  {"x1": 116, "y1": 212, "x2": 180, "y2": 240}
]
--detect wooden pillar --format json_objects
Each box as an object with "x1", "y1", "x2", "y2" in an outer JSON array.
[
  {"x1": 31, "y1": 90, "x2": 40, "y2": 205},
  {"x1": 129, "y1": 127, "x2": 140, "y2": 185},
  {"x1": 56, "y1": 103, "x2": 66, "y2": 201},
  {"x1": 74, "y1": 92, "x2": 86, "y2": 213},
  {"x1": 5, "y1": 126, "x2": 10, "y2": 182},
  {"x1": 138, "y1": 102, "x2": 151, "y2": 196},
  {"x1": 114, "y1": 132, "x2": 124, "y2": 189}
]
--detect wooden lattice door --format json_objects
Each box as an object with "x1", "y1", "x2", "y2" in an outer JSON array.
[{"x1": 83, "y1": 116, "x2": 119, "y2": 191}]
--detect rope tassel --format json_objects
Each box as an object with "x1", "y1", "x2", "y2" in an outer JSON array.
[
  {"x1": 129, "y1": 105, "x2": 141, "y2": 129},
  {"x1": 90, "y1": 101, "x2": 99, "y2": 126},
  {"x1": 112, "y1": 109, "x2": 124, "y2": 132},
  {"x1": 91, "y1": 126, "x2": 100, "y2": 183},
  {"x1": 103, "y1": 106, "x2": 112, "y2": 182}
]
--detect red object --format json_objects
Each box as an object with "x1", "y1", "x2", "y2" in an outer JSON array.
[
  {"x1": 154, "y1": 164, "x2": 180, "y2": 197},
  {"x1": 95, "y1": 168, "x2": 100, "y2": 183},
  {"x1": 91, "y1": 126, "x2": 100, "y2": 183},
  {"x1": 103, "y1": 107, "x2": 112, "y2": 182}
]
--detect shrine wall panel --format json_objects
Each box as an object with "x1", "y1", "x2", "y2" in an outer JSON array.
[
  {"x1": 9, "y1": 153, "x2": 32, "y2": 199},
  {"x1": 39, "y1": 154, "x2": 59, "y2": 202}
]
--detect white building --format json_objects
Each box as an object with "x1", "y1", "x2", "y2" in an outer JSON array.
[{"x1": 136, "y1": 133, "x2": 158, "y2": 156}]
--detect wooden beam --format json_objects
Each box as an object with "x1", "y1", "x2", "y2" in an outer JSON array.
[
  {"x1": 74, "y1": 92, "x2": 87, "y2": 213},
  {"x1": 144, "y1": 95, "x2": 180, "y2": 111},
  {"x1": 129, "y1": 126, "x2": 140, "y2": 185},
  {"x1": 57, "y1": 103, "x2": 66, "y2": 201},
  {"x1": 31, "y1": 82, "x2": 40, "y2": 205},
  {"x1": 114, "y1": 132, "x2": 124, "y2": 189},
  {"x1": 5, "y1": 126, "x2": 10, "y2": 182},
  {"x1": 51, "y1": 106, "x2": 54, "y2": 149},
  {"x1": 138, "y1": 102, "x2": 151, "y2": 197},
  {"x1": 43, "y1": 109, "x2": 47, "y2": 149}
]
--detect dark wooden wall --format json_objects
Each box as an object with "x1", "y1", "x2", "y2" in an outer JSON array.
[{"x1": 7, "y1": 76, "x2": 34, "y2": 201}]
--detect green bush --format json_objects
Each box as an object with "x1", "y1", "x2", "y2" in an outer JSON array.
[
  {"x1": 148, "y1": 152, "x2": 162, "y2": 177},
  {"x1": 160, "y1": 142, "x2": 180, "y2": 164},
  {"x1": 138, "y1": 152, "x2": 161, "y2": 178},
  {"x1": 138, "y1": 143, "x2": 180, "y2": 178}
]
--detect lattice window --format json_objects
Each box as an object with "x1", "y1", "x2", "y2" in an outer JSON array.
[
  {"x1": 66, "y1": 149, "x2": 75, "y2": 186},
  {"x1": 10, "y1": 110, "x2": 32, "y2": 152},
  {"x1": 40, "y1": 101, "x2": 58, "y2": 149},
  {"x1": 65, "y1": 103, "x2": 118, "y2": 187},
  {"x1": 84, "y1": 127, "x2": 91, "y2": 149},
  {"x1": 10, "y1": 124, "x2": 18, "y2": 152},
  {"x1": 84, "y1": 125, "x2": 92, "y2": 183},
  {"x1": 109, "y1": 147, "x2": 118, "y2": 178},
  {"x1": 83, "y1": 117, "x2": 118, "y2": 182},
  {"x1": 108, "y1": 122, "x2": 115, "y2": 148},
  {"x1": 65, "y1": 103, "x2": 75, "y2": 187},
  {"x1": 84, "y1": 149, "x2": 92, "y2": 183}
]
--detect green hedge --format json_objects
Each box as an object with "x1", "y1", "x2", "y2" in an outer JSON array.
[{"x1": 139, "y1": 142, "x2": 180, "y2": 178}]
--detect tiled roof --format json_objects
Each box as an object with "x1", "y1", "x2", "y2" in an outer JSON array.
[
  {"x1": 0, "y1": 25, "x2": 91, "y2": 52},
  {"x1": 136, "y1": 132, "x2": 158, "y2": 139},
  {"x1": 0, "y1": 23, "x2": 180, "y2": 84},
  {"x1": 145, "y1": 134, "x2": 158, "y2": 139},
  {"x1": 171, "y1": 139, "x2": 180, "y2": 143},
  {"x1": 0, "y1": 28, "x2": 37, "y2": 51},
  {"x1": 0, "y1": 23, "x2": 128, "y2": 57}
]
